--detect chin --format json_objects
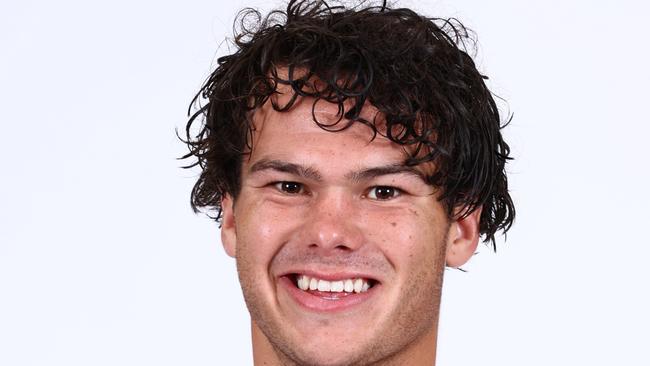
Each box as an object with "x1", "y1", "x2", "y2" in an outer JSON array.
[
  {"x1": 279, "y1": 344, "x2": 374, "y2": 366},
  {"x1": 256, "y1": 319, "x2": 382, "y2": 366}
]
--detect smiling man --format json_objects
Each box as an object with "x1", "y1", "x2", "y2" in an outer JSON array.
[{"x1": 182, "y1": 0, "x2": 514, "y2": 365}]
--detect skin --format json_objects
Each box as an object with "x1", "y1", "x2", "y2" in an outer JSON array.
[{"x1": 220, "y1": 91, "x2": 481, "y2": 366}]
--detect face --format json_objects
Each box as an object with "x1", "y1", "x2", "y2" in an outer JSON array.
[{"x1": 220, "y1": 94, "x2": 480, "y2": 366}]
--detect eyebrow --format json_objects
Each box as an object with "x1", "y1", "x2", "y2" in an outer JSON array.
[
  {"x1": 249, "y1": 159, "x2": 427, "y2": 183},
  {"x1": 249, "y1": 159, "x2": 323, "y2": 181},
  {"x1": 345, "y1": 164, "x2": 427, "y2": 183}
]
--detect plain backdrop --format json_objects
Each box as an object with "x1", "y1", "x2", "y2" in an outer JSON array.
[{"x1": 1, "y1": 0, "x2": 649, "y2": 365}]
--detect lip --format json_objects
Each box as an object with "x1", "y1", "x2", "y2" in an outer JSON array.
[{"x1": 278, "y1": 275, "x2": 379, "y2": 313}]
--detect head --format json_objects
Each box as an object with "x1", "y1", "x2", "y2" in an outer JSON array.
[{"x1": 182, "y1": 1, "x2": 514, "y2": 365}]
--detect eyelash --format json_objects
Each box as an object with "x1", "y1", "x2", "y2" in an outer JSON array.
[
  {"x1": 273, "y1": 181, "x2": 305, "y2": 195},
  {"x1": 272, "y1": 181, "x2": 403, "y2": 201},
  {"x1": 365, "y1": 186, "x2": 402, "y2": 200}
]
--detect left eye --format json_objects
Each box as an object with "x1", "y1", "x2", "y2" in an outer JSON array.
[
  {"x1": 274, "y1": 181, "x2": 304, "y2": 194},
  {"x1": 367, "y1": 186, "x2": 401, "y2": 200}
]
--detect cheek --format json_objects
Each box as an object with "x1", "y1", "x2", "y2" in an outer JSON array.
[
  {"x1": 363, "y1": 208, "x2": 447, "y2": 270},
  {"x1": 234, "y1": 200, "x2": 303, "y2": 266},
  {"x1": 233, "y1": 202, "x2": 297, "y2": 306}
]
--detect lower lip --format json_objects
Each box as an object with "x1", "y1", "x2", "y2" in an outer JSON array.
[{"x1": 279, "y1": 276, "x2": 378, "y2": 313}]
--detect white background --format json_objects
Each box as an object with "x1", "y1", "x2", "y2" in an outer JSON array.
[{"x1": 1, "y1": 0, "x2": 648, "y2": 365}]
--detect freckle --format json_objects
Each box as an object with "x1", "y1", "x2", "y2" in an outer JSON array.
[
  {"x1": 320, "y1": 319, "x2": 329, "y2": 326},
  {"x1": 391, "y1": 222, "x2": 396, "y2": 227}
]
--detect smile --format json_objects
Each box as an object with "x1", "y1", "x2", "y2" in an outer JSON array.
[
  {"x1": 279, "y1": 273, "x2": 379, "y2": 312},
  {"x1": 295, "y1": 274, "x2": 372, "y2": 293}
]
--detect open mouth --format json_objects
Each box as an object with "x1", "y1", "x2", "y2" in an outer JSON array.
[
  {"x1": 290, "y1": 274, "x2": 377, "y2": 298},
  {"x1": 278, "y1": 273, "x2": 380, "y2": 312}
]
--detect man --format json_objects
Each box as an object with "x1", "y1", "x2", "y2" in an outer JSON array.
[{"x1": 182, "y1": 0, "x2": 515, "y2": 365}]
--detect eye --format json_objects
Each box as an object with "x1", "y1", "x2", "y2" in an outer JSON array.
[
  {"x1": 274, "y1": 181, "x2": 304, "y2": 194},
  {"x1": 367, "y1": 186, "x2": 401, "y2": 200}
]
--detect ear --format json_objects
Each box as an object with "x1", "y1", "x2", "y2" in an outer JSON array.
[
  {"x1": 445, "y1": 206, "x2": 482, "y2": 268},
  {"x1": 220, "y1": 194, "x2": 237, "y2": 258}
]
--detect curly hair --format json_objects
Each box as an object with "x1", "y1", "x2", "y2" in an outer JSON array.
[{"x1": 182, "y1": 0, "x2": 515, "y2": 248}]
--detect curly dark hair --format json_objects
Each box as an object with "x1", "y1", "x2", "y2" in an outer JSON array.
[{"x1": 182, "y1": 0, "x2": 515, "y2": 248}]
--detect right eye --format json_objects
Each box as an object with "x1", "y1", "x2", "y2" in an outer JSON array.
[{"x1": 274, "y1": 181, "x2": 304, "y2": 194}]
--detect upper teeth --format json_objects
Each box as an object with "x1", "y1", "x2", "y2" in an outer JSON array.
[{"x1": 296, "y1": 275, "x2": 371, "y2": 293}]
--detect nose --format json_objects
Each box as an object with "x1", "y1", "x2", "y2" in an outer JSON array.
[{"x1": 301, "y1": 189, "x2": 364, "y2": 253}]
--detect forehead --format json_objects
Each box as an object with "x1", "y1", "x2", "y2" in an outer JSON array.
[{"x1": 247, "y1": 95, "x2": 408, "y2": 167}]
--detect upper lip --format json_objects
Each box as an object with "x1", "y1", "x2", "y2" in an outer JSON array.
[{"x1": 277, "y1": 268, "x2": 382, "y2": 283}]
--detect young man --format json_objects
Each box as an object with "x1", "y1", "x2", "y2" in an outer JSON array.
[{"x1": 182, "y1": 1, "x2": 515, "y2": 365}]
